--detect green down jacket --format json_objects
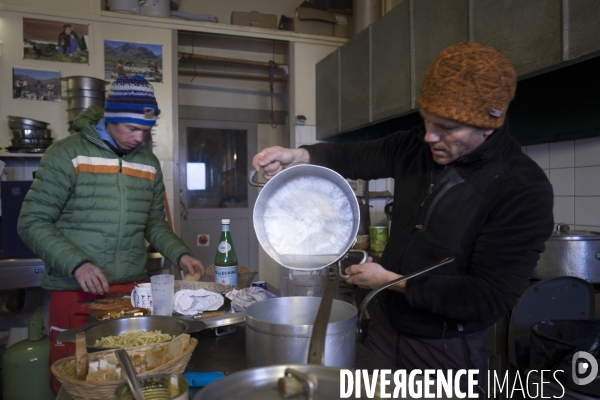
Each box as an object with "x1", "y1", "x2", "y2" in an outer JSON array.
[{"x1": 17, "y1": 106, "x2": 193, "y2": 291}]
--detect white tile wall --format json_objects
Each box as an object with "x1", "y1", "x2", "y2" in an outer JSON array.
[{"x1": 526, "y1": 136, "x2": 600, "y2": 232}]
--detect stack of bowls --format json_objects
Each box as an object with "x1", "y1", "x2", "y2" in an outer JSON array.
[
  {"x1": 7, "y1": 116, "x2": 53, "y2": 153},
  {"x1": 63, "y1": 76, "x2": 107, "y2": 124}
]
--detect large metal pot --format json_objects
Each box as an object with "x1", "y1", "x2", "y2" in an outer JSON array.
[
  {"x1": 63, "y1": 76, "x2": 108, "y2": 91},
  {"x1": 533, "y1": 224, "x2": 600, "y2": 283},
  {"x1": 67, "y1": 96, "x2": 105, "y2": 110},
  {"x1": 193, "y1": 364, "x2": 384, "y2": 399},
  {"x1": 245, "y1": 297, "x2": 357, "y2": 368}
]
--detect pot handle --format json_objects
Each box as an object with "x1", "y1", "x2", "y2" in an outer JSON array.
[
  {"x1": 338, "y1": 249, "x2": 369, "y2": 280},
  {"x1": 248, "y1": 169, "x2": 265, "y2": 187},
  {"x1": 355, "y1": 257, "x2": 455, "y2": 343}
]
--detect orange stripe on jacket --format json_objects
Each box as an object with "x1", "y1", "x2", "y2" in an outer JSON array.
[
  {"x1": 122, "y1": 167, "x2": 156, "y2": 181},
  {"x1": 74, "y1": 164, "x2": 120, "y2": 174}
]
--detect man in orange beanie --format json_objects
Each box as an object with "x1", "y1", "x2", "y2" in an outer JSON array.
[{"x1": 252, "y1": 42, "x2": 554, "y2": 395}]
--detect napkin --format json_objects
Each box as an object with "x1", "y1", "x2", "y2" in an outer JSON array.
[
  {"x1": 228, "y1": 287, "x2": 277, "y2": 312},
  {"x1": 173, "y1": 289, "x2": 225, "y2": 316}
]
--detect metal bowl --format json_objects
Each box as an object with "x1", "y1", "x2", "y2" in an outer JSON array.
[
  {"x1": 79, "y1": 316, "x2": 188, "y2": 351},
  {"x1": 8, "y1": 116, "x2": 50, "y2": 130},
  {"x1": 11, "y1": 128, "x2": 52, "y2": 139},
  {"x1": 11, "y1": 138, "x2": 53, "y2": 147}
]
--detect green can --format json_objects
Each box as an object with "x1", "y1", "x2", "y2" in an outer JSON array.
[{"x1": 370, "y1": 225, "x2": 388, "y2": 252}]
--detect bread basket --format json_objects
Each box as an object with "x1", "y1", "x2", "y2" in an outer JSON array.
[{"x1": 52, "y1": 337, "x2": 197, "y2": 400}]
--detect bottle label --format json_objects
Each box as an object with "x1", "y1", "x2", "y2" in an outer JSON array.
[
  {"x1": 215, "y1": 265, "x2": 238, "y2": 287},
  {"x1": 218, "y1": 241, "x2": 231, "y2": 253}
]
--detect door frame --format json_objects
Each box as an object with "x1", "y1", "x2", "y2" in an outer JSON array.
[{"x1": 175, "y1": 119, "x2": 259, "y2": 271}]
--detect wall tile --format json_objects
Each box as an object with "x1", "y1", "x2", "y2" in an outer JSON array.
[
  {"x1": 549, "y1": 141, "x2": 574, "y2": 168},
  {"x1": 549, "y1": 168, "x2": 574, "y2": 196},
  {"x1": 575, "y1": 136, "x2": 600, "y2": 167},
  {"x1": 575, "y1": 166, "x2": 600, "y2": 196},
  {"x1": 575, "y1": 196, "x2": 600, "y2": 227},
  {"x1": 552, "y1": 196, "x2": 574, "y2": 225},
  {"x1": 526, "y1": 143, "x2": 549, "y2": 169}
]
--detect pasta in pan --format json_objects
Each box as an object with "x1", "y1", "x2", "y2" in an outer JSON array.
[{"x1": 92, "y1": 330, "x2": 173, "y2": 348}]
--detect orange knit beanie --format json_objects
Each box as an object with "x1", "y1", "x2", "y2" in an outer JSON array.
[{"x1": 417, "y1": 42, "x2": 517, "y2": 129}]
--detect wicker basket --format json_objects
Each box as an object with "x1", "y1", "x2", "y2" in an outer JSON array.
[
  {"x1": 206, "y1": 264, "x2": 257, "y2": 289},
  {"x1": 51, "y1": 337, "x2": 197, "y2": 400}
]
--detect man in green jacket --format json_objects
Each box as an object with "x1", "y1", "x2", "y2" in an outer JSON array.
[{"x1": 17, "y1": 75, "x2": 204, "y2": 393}]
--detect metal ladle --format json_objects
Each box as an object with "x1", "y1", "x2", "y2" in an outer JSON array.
[{"x1": 116, "y1": 348, "x2": 145, "y2": 400}]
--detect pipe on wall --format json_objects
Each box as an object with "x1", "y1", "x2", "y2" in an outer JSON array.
[{"x1": 353, "y1": 0, "x2": 382, "y2": 36}]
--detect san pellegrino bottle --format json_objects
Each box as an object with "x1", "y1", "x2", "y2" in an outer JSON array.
[{"x1": 214, "y1": 219, "x2": 238, "y2": 288}]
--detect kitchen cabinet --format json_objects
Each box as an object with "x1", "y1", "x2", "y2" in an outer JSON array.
[
  {"x1": 413, "y1": 0, "x2": 469, "y2": 100},
  {"x1": 317, "y1": 0, "x2": 600, "y2": 142},
  {"x1": 339, "y1": 28, "x2": 370, "y2": 133},
  {"x1": 565, "y1": 0, "x2": 600, "y2": 60},
  {"x1": 315, "y1": 49, "x2": 340, "y2": 139},
  {"x1": 370, "y1": 0, "x2": 411, "y2": 122},
  {"x1": 472, "y1": 0, "x2": 562, "y2": 76}
]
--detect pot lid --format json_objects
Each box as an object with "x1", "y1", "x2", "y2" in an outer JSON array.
[{"x1": 549, "y1": 224, "x2": 600, "y2": 241}]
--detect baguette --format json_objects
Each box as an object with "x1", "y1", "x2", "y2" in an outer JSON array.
[{"x1": 75, "y1": 332, "x2": 88, "y2": 380}]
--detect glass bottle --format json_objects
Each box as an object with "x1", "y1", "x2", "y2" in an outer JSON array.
[{"x1": 214, "y1": 219, "x2": 238, "y2": 288}]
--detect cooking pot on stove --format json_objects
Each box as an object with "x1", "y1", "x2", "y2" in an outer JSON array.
[{"x1": 533, "y1": 224, "x2": 600, "y2": 283}]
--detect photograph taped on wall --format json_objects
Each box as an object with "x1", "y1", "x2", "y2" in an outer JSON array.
[
  {"x1": 13, "y1": 67, "x2": 61, "y2": 102},
  {"x1": 104, "y1": 40, "x2": 163, "y2": 83},
  {"x1": 23, "y1": 18, "x2": 89, "y2": 64}
]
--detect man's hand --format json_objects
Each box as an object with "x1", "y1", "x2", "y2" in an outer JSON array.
[
  {"x1": 344, "y1": 260, "x2": 407, "y2": 292},
  {"x1": 179, "y1": 254, "x2": 205, "y2": 278},
  {"x1": 252, "y1": 146, "x2": 310, "y2": 181},
  {"x1": 74, "y1": 262, "x2": 110, "y2": 295}
]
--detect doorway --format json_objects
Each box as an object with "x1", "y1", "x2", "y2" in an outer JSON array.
[{"x1": 177, "y1": 120, "x2": 258, "y2": 272}]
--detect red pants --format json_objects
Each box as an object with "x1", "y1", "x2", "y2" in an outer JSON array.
[{"x1": 48, "y1": 283, "x2": 137, "y2": 394}]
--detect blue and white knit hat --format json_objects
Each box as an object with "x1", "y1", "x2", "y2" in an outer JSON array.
[{"x1": 104, "y1": 75, "x2": 160, "y2": 126}]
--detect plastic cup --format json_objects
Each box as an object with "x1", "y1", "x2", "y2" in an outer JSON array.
[{"x1": 150, "y1": 274, "x2": 175, "y2": 316}]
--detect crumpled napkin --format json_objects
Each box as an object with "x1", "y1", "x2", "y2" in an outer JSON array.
[
  {"x1": 173, "y1": 289, "x2": 224, "y2": 316},
  {"x1": 226, "y1": 287, "x2": 277, "y2": 312}
]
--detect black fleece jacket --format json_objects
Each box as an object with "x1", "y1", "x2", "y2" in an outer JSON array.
[{"x1": 303, "y1": 121, "x2": 554, "y2": 338}]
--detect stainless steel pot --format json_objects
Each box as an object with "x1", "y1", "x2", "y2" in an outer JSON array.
[
  {"x1": 533, "y1": 224, "x2": 600, "y2": 283},
  {"x1": 249, "y1": 165, "x2": 366, "y2": 277},
  {"x1": 67, "y1": 96, "x2": 105, "y2": 110},
  {"x1": 192, "y1": 364, "x2": 383, "y2": 399},
  {"x1": 66, "y1": 89, "x2": 106, "y2": 99},
  {"x1": 63, "y1": 76, "x2": 108, "y2": 91},
  {"x1": 245, "y1": 297, "x2": 357, "y2": 368}
]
